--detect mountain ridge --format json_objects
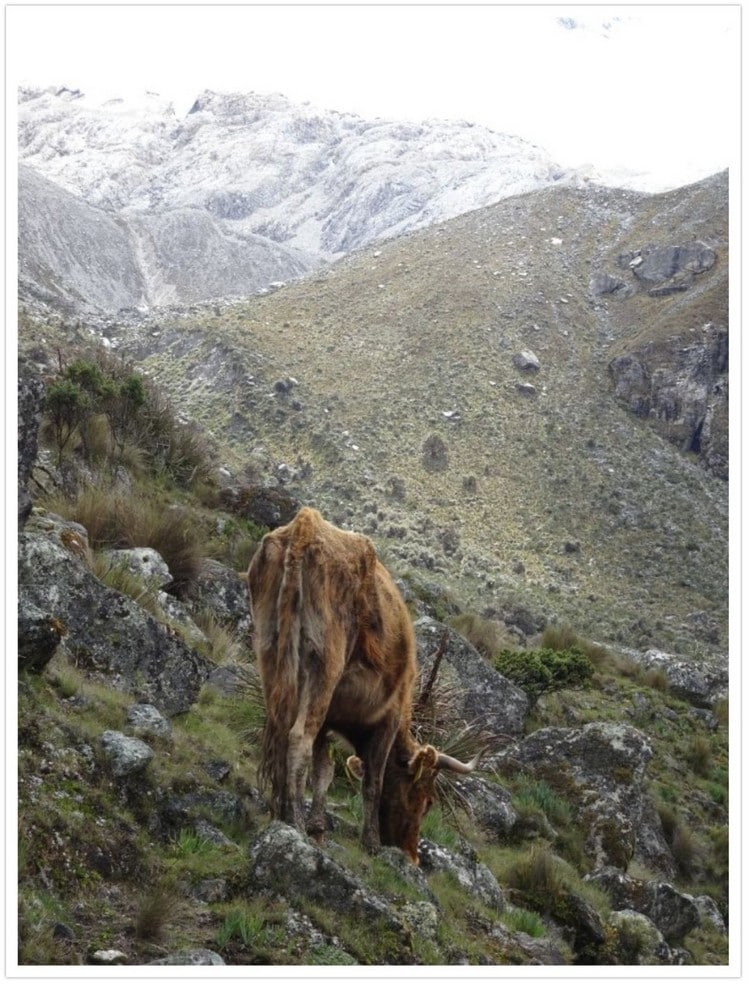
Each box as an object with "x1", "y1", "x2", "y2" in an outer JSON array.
[{"x1": 18, "y1": 85, "x2": 593, "y2": 309}]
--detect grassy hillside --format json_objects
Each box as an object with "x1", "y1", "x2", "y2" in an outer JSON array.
[{"x1": 80, "y1": 175, "x2": 731, "y2": 660}]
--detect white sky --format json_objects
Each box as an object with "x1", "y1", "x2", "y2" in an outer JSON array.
[{"x1": 5, "y1": 2, "x2": 741, "y2": 190}]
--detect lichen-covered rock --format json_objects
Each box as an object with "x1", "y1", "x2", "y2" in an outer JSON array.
[
  {"x1": 246, "y1": 822, "x2": 411, "y2": 957},
  {"x1": 18, "y1": 602, "x2": 65, "y2": 672},
  {"x1": 585, "y1": 866, "x2": 701, "y2": 942},
  {"x1": 452, "y1": 776, "x2": 518, "y2": 838},
  {"x1": 100, "y1": 731, "x2": 154, "y2": 778},
  {"x1": 188, "y1": 557, "x2": 252, "y2": 634},
  {"x1": 126, "y1": 703, "x2": 172, "y2": 740},
  {"x1": 414, "y1": 617, "x2": 529, "y2": 738},
  {"x1": 418, "y1": 839, "x2": 504, "y2": 912},
  {"x1": 18, "y1": 528, "x2": 212, "y2": 714},
  {"x1": 639, "y1": 648, "x2": 727, "y2": 708},
  {"x1": 148, "y1": 949, "x2": 226, "y2": 966},
  {"x1": 498, "y1": 722, "x2": 653, "y2": 869},
  {"x1": 608, "y1": 909, "x2": 673, "y2": 964},
  {"x1": 102, "y1": 547, "x2": 173, "y2": 587}
]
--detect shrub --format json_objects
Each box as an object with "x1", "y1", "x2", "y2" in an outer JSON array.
[
  {"x1": 134, "y1": 882, "x2": 179, "y2": 941},
  {"x1": 505, "y1": 846, "x2": 566, "y2": 902},
  {"x1": 43, "y1": 484, "x2": 205, "y2": 596},
  {"x1": 45, "y1": 379, "x2": 89, "y2": 465},
  {"x1": 422, "y1": 434, "x2": 448, "y2": 472},
  {"x1": 685, "y1": 736, "x2": 713, "y2": 777},
  {"x1": 41, "y1": 349, "x2": 215, "y2": 489},
  {"x1": 450, "y1": 613, "x2": 514, "y2": 658},
  {"x1": 493, "y1": 645, "x2": 594, "y2": 704}
]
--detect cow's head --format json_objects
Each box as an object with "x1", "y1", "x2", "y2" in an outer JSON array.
[{"x1": 347, "y1": 744, "x2": 480, "y2": 864}]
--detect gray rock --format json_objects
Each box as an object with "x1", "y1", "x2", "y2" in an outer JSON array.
[
  {"x1": 18, "y1": 529, "x2": 212, "y2": 715},
  {"x1": 90, "y1": 948, "x2": 128, "y2": 964},
  {"x1": 148, "y1": 949, "x2": 226, "y2": 966},
  {"x1": 629, "y1": 243, "x2": 716, "y2": 290},
  {"x1": 220, "y1": 484, "x2": 300, "y2": 529},
  {"x1": 415, "y1": 617, "x2": 529, "y2": 738},
  {"x1": 639, "y1": 648, "x2": 727, "y2": 708},
  {"x1": 18, "y1": 602, "x2": 65, "y2": 672},
  {"x1": 247, "y1": 822, "x2": 410, "y2": 955},
  {"x1": 102, "y1": 547, "x2": 173, "y2": 588},
  {"x1": 451, "y1": 776, "x2": 518, "y2": 838},
  {"x1": 499, "y1": 722, "x2": 653, "y2": 870},
  {"x1": 609, "y1": 321, "x2": 728, "y2": 479},
  {"x1": 189, "y1": 558, "x2": 252, "y2": 635},
  {"x1": 100, "y1": 731, "x2": 154, "y2": 777},
  {"x1": 126, "y1": 703, "x2": 172, "y2": 740},
  {"x1": 590, "y1": 272, "x2": 630, "y2": 297},
  {"x1": 513, "y1": 349, "x2": 541, "y2": 372},
  {"x1": 689, "y1": 894, "x2": 727, "y2": 935},
  {"x1": 418, "y1": 839, "x2": 504, "y2": 912},
  {"x1": 585, "y1": 866, "x2": 701, "y2": 942}
]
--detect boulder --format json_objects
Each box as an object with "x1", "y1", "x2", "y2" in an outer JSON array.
[
  {"x1": 219, "y1": 484, "x2": 300, "y2": 529},
  {"x1": 626, "y1": 243, "x2": 716, "y2": 292},
  {"x1": 18, "y1": 528, "x2": 212, "y2": 715},
  {"x1": 188, "y1": 558, "x2": 252, "y2": 635},
  {"x1": 512, "y1": 350, "x2": 541, "y2": 372},
  {"x1": 638, "y1": 648, "x2": 727, "y2": 708},
  {"x1": 418, "y1": 838, "x2": 504, "y2": 912},
  {"x1": 126, "y1": 703, "x2": 172, "y2": 740},
  {"x1": 102, "y1": 547, "x2": 173, "y2": 588},
  {"x1": 100, "y1": 731, "x2": 154, "y2": 778},
  {"x1": 246, "y1": 822, "x2": 411, "y2": 958},
  {"x1": 609, "y1": 321, "x2": 728, "y2": 479},
  {"x1": 498, "y1": 722, "x2": 653, "y2": 869},
  {"x1": 414, "y1": 617, "x2": 529, "y2": 738},
  {"x1": 18, "y1": 602, "x2": 65, "y2": 672},
  {"x1": 451, "y1": 776, "x2": 518, "y2": 839},
  {"x1": 585, "y1": 866, "x2": 701, "y2": 942}
]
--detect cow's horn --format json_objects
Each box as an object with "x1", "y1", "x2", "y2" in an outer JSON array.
[{"x1": 435, "y1": 750, "x2": 483, "y2": 774}]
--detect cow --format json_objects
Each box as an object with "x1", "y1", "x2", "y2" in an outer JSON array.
[{"x1": 246, "y1": 506, "x2": 479, "y2": 863}]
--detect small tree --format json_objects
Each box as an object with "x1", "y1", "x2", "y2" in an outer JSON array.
[
  {"x1": 45, "y1": 379, "x2": 89, "y2": 466},
  {"x1": 493, "y1": 646, "x2": 594, "y2": 706}
]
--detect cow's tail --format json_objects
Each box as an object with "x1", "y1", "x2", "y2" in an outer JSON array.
[{"x1": 258, "y1": 524, "x2": 307, "y2": 820}]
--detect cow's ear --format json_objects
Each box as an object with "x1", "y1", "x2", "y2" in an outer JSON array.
[
  {"x1": 408, "y1": 745, "x2": 439, "y2": 781},
  {"x1": 346, "y1": 755, "x2": 365, "y2": 781}
]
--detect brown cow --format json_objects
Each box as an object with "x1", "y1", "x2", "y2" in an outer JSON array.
[{"x1": 247, "y1": 506, "x2": 479, "y2": 863}]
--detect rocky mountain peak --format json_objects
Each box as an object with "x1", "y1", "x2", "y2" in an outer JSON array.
[{"x1": 18, "y1": 85, "x2": 590, "y2": 312}]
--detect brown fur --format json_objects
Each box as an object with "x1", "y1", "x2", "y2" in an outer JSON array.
[{"x1": 247, "y1": 507, "x2": 450, "y2": 861}]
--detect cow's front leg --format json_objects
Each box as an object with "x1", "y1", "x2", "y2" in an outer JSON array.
[
  {"x1": 308, "y1": 731, "x2": 335, "y2": 842},
  {"x1": 359, "y1": 718, "x2": 398, "y2": 854}
]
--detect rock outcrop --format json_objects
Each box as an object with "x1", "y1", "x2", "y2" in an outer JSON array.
[
  {"x1": 18, "y1": 521, "x2": 212, "y2": 714},
  {"x1": 609, "y1": 321, "x2": 728, "y2": 479}
]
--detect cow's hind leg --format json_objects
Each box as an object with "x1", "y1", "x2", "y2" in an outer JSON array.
[{"x1": 286, "y1": 646, "x2": 344, "y2": 837}]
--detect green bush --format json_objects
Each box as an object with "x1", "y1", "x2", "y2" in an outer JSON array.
[
  {"x1": 42, "y1": 350, "x2": 214, "y2": 488},
  {"x1": 493, "y1": 645, "x2": 594, "y2": 704}
]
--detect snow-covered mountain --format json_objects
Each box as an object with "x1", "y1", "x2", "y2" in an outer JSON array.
[{"x1": 17, "y1": 85, "x2": 590, "y2": 311}]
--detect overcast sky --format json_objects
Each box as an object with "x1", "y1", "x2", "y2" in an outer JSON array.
[{"x1": 7, "y1": 3, "x2": 741, "y2": 190}]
